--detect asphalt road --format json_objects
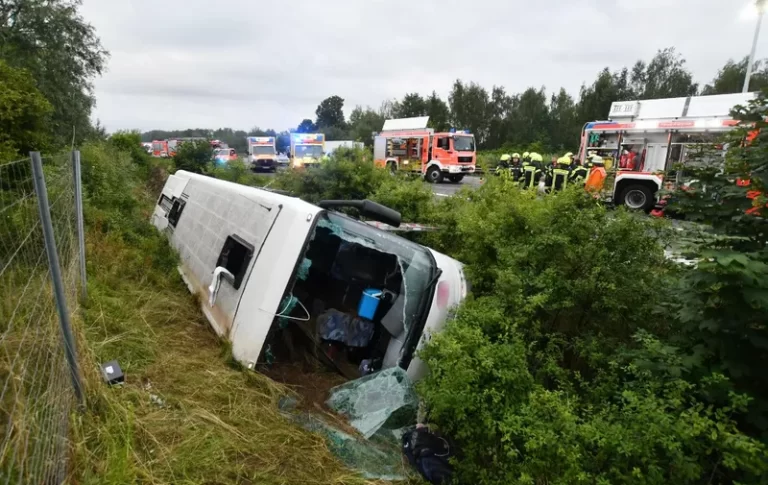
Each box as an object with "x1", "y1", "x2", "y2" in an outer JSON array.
[
  {"x1": 430, "y1": 175, "x2": 483, "y2": 197},
  {"x1": 257, "y1": 168, "x2": 483, "y2": 197}
]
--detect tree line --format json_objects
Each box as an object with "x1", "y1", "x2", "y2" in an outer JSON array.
[
  {"x1": 1, "y1": 0, "x2": 108, "y2": 161},
  {"x1": 142, "y1": 49, "x2": 768, "y2": 157}
]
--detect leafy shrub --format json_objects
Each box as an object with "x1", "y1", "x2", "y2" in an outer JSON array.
[
  {"x1": 0, "y1": 60, "x2": 52, "y2": 160},
  {"x1": 371, "y1": 176, "x2": 436, "y2": 222},
  {"x1": 271, "y1": 148, "x2": 437, "y2": 222},
  {"x1": 665, "y1": 92, "x2": 768, "y2": 441},
  {"x1": 273, "y1": 151, "x2": 387, "y2": 203},
  {"x1": 417, "y1": 176, "x2": 768, "y2": 483},
  {"x1": 109, "y1": 130, "x2": 150, "y2": 167},
  {"x1": 206, "y1": 159, "x2": 270, "y2": 187},
  {"x1": 421, "y1": 313, "x2": 767, "y2": 484},
  {"x1": 79, "y1": 141, "x2": 143, "y2": 239},
  {"x1": 173, "y1": 139, "x2": 212, "y2": 173}
]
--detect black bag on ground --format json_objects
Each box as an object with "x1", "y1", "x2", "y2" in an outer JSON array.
[{"x1": 401, "y1": 426, "x2": 456, "y2": 484}]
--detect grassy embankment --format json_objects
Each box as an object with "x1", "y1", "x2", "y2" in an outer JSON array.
[{"x1": 70, "y1": 143, "x2": 391, "y2": 484}]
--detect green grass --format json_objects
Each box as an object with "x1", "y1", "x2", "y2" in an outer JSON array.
[{"x1": 70, "y1": 164, "x2": 390, "y2": 484}]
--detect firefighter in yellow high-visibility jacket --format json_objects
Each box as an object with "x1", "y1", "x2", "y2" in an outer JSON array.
[
  {"x1": 522, "y1": 152, "x2": 543, "y2": 189},
  {"x1": 550, "y1": 155, "x2": 572, "y2": 192}
]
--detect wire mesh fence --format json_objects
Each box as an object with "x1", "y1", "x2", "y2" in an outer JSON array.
[{"x1": 0, "y1": 153, "x2": 84, "y2": 484}]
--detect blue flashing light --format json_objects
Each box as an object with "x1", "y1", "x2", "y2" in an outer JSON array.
[
  {"x1": 449, "y1": 128, "x2": 456, "y2": 133},
  {"x1": 463, "y1": 129, "x2": 470, "y2": 134}
]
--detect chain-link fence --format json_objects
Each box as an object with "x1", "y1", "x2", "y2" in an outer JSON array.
[{"x1": 0, "y1": 152, "x2": 86, "y2": 484}]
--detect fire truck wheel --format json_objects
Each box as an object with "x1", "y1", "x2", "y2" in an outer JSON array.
[
  {"x1": 619, "y1": 184, "x2": 654, "y2": 211},
  {"x1": 387, "y1": 161, "x2": 397, "y2": 174},
  {"x1": 426, "y1": 166, "x2": 443, "y2": 183},
  {"x1": 448, "y1": 175, "x2": 464, "y2": 183}
]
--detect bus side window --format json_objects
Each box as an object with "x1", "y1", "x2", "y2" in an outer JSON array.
[
  {"x1": 167, "y1": 199, "x2": 186, "y2": 227},
  {"x1": 158, "y1": 195, "x2": 173, "y2": 213},
  {"x1": 216, "y1": 235, "x2": 254, "y2": 290}
]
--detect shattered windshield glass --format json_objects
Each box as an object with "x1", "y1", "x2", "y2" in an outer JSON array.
[{"x1": 279, "y1": 367, "x2": 419, "y2": 481}]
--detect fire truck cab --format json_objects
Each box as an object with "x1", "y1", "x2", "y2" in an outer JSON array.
[
  {"x1": 578, "y1": 92, "x2": 756, "y2": 211},
  {"x1": 152, "y1": 140, "x2": 170, "y2": 158},
  {"x1": 374, "y1": 117, "x2": 476, "y2": 183}
]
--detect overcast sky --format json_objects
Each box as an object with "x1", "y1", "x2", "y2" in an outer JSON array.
[{"x1": 80, "y1": 0, "x2": 768, "y2": 133}]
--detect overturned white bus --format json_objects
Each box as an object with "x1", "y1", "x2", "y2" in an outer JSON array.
[{"x1": 152, "y1": 171, "x2": 468, "y2": 381}]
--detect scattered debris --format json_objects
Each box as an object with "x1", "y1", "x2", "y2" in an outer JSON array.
[
  {"x1": 279, "y1": 367, "x2": 420, "y2": 481},
  {"x1": 402, "y1": 425, "x2": 457, "y2": 485},
  {"x1": 100, "y1": 360, "x2": 124, "y2": 386},
  {"x1": 326, "y1": 367, "x2": 418, "y2": 439}
]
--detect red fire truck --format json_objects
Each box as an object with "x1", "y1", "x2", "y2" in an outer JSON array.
[
  {"x1": 578, "y1": 92, "x2": 756, "y2": 211},
  {"x1": 373, "y1": 117, "x2": 476, "y2": 183},
  {"x1": 151, "y1": 137, "x2": 212, "y2": 158}
]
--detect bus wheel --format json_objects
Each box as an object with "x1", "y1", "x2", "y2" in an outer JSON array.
[
  {"x1": 448, "y1": 175, "x2": 464, "y2": 183},
  {"x1": 426, "y1": 166, "x2": 443, "y2": 183},
  {"x1": 619, "y1": 184, "x2": 654, "y2": 211}
]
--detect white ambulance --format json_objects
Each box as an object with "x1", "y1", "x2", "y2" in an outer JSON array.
[{"x1": 152, "y1": 171, "x2": 468, "y2": 381}]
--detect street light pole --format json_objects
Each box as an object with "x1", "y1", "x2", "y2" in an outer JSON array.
[{"x1": 744, "y1": 0, "x2": 767, "y2": 93}]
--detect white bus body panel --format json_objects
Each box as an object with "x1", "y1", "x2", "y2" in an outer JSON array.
[
  {"x1": 153, "y1": 171, "x2": 470, "y2": 377},
  {"x1": 405, "y1": 250, "x2": 467, "y2": 381},
  {"x1": 153, "y1": 171, "x2": 320, "y2": 363}
]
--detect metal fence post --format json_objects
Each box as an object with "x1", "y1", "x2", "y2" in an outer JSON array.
[
  {"x1": 30, "y1": 152, "x2": 85, "y2": 408},
  {"x1": 72, "y1": 150, "x2": 87, "y2": 301}
]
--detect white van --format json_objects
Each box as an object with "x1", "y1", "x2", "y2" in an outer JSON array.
[{"x1": 152, "y1": 171, "x2": 468, "y2": 381}]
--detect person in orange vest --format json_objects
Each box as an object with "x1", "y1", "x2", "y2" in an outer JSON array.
[{"x1": 584, "y1": 156, "x2": 607, "y2": 194}]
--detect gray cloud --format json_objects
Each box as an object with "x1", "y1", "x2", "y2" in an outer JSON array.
[{"x1": 81, "y1": 0, "x2": 768, "y2": 132}]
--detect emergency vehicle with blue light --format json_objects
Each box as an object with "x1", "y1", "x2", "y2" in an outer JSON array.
[
  {"x1": 374, "y1": 117, "x2": 476, "y2": 183},
  {"x1": 290, "y1": 133, "x2": 325, "y2": 169}
]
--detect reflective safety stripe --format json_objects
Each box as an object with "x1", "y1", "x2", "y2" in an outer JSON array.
[
  {"x1": 552, "y1": 168, "x2": 570, "y2": 191},
  {"x1": 570, "y1": 167, "x2": 588, "y2": 184},
  {"x1": 522, "y1": 165, "x2": 539, "y2": 188}
]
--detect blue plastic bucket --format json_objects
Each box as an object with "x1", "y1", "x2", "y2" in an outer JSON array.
[{"x1": 358, "y1": 289, "x2": 382, "y2": 320}]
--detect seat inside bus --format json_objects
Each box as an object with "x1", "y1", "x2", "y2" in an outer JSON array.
[{"x1": 263, "y1": 213, "x2": 434, "y2": 380}]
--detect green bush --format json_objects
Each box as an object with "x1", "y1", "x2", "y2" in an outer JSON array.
[
  {"x1": 206, "y1": 159, "x2": 270, "y2": 187},
  {"x1": 0, "y1": 60, "x2": 52, "y2": 160},
  {"x1": 79, "y1": 141, "x2": 144, "y2": 239},
  {"x1": 109, "y1": 130, "x2": 150, "y2": 168},
  {"x1": 371, "y1": 176, "x2": 436, "y2": 222},
  {"x1": 270, "y1": 147, "x2": 438, "y2": 222},
  {"x1": 421, "y1": 310, "x2": 767, "y2": 484},
  {"x1": 273, "y1": 150, "x2": 386, "y2": 203},
  {"x1": 172, "y1": 139, "x2": 212, "y2": 173},
  {"x1": 665, "y1": 91, "x2": 768, "y2": 442},
  {"x1": 417, "y1": 176, "x2": 768, "y2": 483}
]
